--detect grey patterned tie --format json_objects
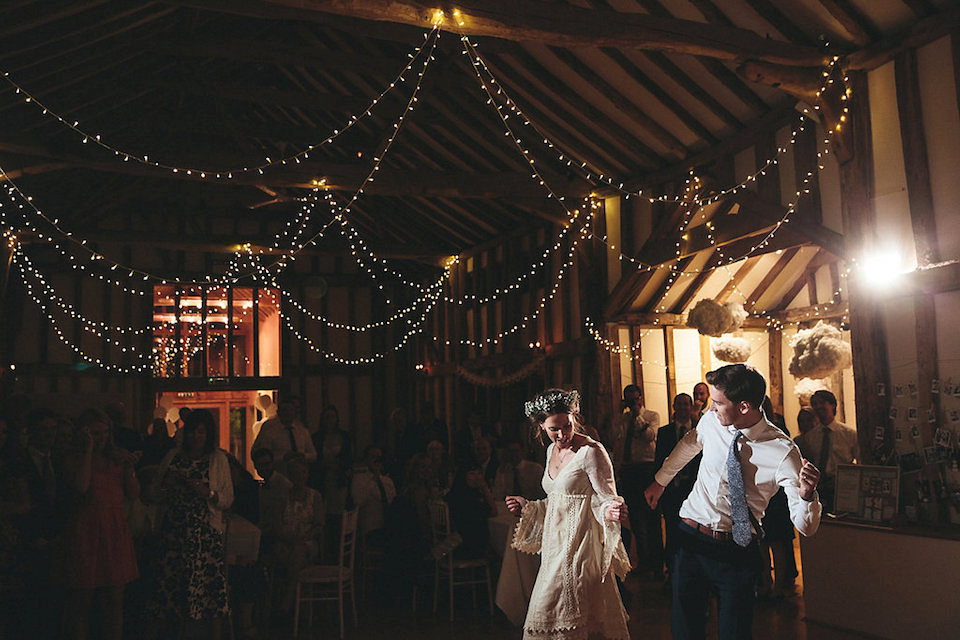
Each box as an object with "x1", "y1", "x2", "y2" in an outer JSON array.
[{"x1": 727, "y1": 431, "x2": 752, "y2": 547}]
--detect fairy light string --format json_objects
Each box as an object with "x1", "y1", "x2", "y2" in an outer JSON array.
[
  {"x1": 0, "y1": 27, "x2": 441, "y2": 179},
  {"x1": 1, "y1": 21, "x2": 854, "y2": 369},
  {"x1": 460, "y1": 33, "x2": 846, "y2": 207}
]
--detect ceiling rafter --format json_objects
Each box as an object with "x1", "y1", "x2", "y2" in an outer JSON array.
[
  {"x1": 489, "y1": 48, "x2": 663, "y2": 171},
  {"x1": 239, "y1": 0, "x2": 831, "y2": 66},
  {"x1": 546, "y1": 46, "x2": 687, "y2": 160}
]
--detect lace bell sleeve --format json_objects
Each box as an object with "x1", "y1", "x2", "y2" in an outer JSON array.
[
  {"x1": 585, "y1": 443, "x2": 631, "y2": 581},
  {"x1": 511, "y1": 497, "x2": 547, "y2": 554}
]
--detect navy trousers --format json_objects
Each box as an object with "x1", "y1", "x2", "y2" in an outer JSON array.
[{"x1": 671, "y1": 521, "x2": 761, "y2": 640}]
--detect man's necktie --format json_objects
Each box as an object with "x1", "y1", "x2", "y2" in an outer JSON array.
[
  {"x1": 818, "y1": 427, "x2": 831, "y2": 476},
  {"x1": 286, "y1": 426, "x2": 299, "y2": 453},
  {"x1": 727, "y1": 431, "x2": 752, "y2": 547}
]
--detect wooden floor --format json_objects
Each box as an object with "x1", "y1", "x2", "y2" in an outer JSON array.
[{"x1": 261, "y1": 566, "x2": 871, "y2": 640}]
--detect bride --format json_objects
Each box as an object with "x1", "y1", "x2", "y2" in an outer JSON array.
[{"x1": 506, "y1": 389, "x2": 631, "y2": 640}]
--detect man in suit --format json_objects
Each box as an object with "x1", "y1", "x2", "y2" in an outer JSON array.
[
  {"x1": 655, "y1": 393, "x2": 701, "y2": 579},
  {"x1": 613, "y1": 384, "x2": 661, "y2": 575}
]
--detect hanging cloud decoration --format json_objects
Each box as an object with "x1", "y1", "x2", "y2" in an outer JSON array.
[
  {"x1": 686, "y1": 299, "x2": 748, "y2": 336},
  {"x1": 788, "y1": 321, "x2": 852, "y2": 379},
  {"x1": 794, "y1": 377, "x2": 828, "y2": 405},
  {"x1": 712, "y1": 336, "x2": 751, "y2": 363}
]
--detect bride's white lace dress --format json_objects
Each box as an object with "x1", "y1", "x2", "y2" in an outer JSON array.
[{"x1": 512, "y1": 437, "x2": 631, "y2": 640}]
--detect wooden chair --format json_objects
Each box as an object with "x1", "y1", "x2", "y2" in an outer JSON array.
[
  {"x1": 429, "y1": 501, "x2": 494, "y2": 621},
  {"x1": 293, "y1": 508, "x2": 359, "y2": 638}
]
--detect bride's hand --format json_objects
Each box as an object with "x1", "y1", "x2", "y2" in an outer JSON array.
[
  {"x1": 505, "y1": 495, "x2": 528, "y2": 515},
  {"x1": 605, "y1": 502, "x2": 628, "y2": 524}
]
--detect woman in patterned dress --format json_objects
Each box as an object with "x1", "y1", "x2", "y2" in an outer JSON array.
[
  {"x1": 505, "y1": 389, "x2": 631, "y2": 640},
  {"x1": 153, "y1": 409, "x2": 233, "y2": 640}
]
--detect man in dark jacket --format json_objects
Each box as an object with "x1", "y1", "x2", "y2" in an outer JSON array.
[{"x1": 655, "y1": 393, "x2": 701, "y2": 578}]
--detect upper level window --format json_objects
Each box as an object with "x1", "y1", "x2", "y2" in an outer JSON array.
[{"x1": 152, "y1": 285, "x2": 280, "y2": 378}]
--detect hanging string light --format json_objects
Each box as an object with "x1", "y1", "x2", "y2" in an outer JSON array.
[
  {"x1": 460, "y1": 34, "x2": 845, "y2": 207},
  {"x1": 2, "y1": 23, "x2": 853, "y2": 371},
  {"x1": 0, "y1": 30, "x2": 442, "y2": 290},
  {"x1": 0, "y1": 28, "x2": 440, "y2": 179}
]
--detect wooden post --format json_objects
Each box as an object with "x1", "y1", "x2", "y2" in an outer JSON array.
[
  {"x1": 895, "y1": 49, "x2": 941, "y2": 266},
  {"x1": 838, "y1": 71, "x2": 891, "y2": 465},
  {"x1": 664, "y1": 325, "x2": 677, "y2": 405},
  {"x1": 768, "y1": 328, "x2": 784, "y2": 416}
]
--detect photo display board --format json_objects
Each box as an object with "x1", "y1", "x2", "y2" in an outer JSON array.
[{"x1": 834, "y1": 464, "x2": 900, "y2": 523}]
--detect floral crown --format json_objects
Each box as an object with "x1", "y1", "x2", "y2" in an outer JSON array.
[{"x1": 524, "y1": 389, "x2": 579, "y2": 419}]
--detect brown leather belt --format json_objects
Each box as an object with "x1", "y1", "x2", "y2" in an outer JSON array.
[{"x1": 681, "y1": 518, "x2": 735, "y2": 542}]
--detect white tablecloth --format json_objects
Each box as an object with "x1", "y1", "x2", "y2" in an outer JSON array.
[{"x1": 489, "y1": 511, "x2": 540, "y2": 627}]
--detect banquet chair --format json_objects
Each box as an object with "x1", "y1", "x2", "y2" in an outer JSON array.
[
  {"x1": 429, "y1": 501, "x2": 494, "y2": 621},
  {"x1": 292, "y1": 508, "x2": 359, "y2": 638}
]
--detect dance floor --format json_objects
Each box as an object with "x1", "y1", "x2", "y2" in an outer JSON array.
[{"x1": 242, "y1": 553, "x2": 869, "y2": 640}]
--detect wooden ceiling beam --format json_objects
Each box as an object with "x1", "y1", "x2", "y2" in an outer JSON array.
[
  {"x1": 597, "y1": 48, "x2": 719, "y2": 145},
  {"x1": 647, "y1": 254, "x2": 697, "y2": 313},
  {"x1": 603, "y1": 266, "x2": 658, "y2": 320},
  {"x1": 733, "y1": 190, "x2": 846, "y2": 258},
  {"x1": 772, "y1": 248, "x2": 834, "y2": 309},
  {"x1": 713, "y1": 255, "x2": 762, "y2": 305},
  {"x1": 0, "y1": 0, "x2": 112, "y2": 39},
  {"x1": 21, "y1": 229, "x2": 448, "y2": 263},
  {"x1": 0, "y1": 3, "x2": 160, "y2": 63},
  {"x1": 488, "y1": 50, "x2": 659, "y2": 172},
  {"x1": 0, "y1": 138, "x2": 591, "y2": 199},
  {"x1": 814, "y1": 0, "x2": 880, "y2": 47},
  {"x1": 742, "y1": 246, "x2": 801, "y2": 312},
  {"x1": 640, "y1": 51, "x2": 744, "y2": 131},
  {"x1": 846, "y1": 6, "x2": 960, "y2": 70},
  {"x1": 244, "y1": 0, "x2": 830, "y2": 66},
  {"x1": 547, "y1": 47, "x2": 687, "y2": 160},
  {"x1": 739, "y1": 0, "x2": 816, "y2": 45},
  {"x1": 622, "y1": 105, "x2": 799, "y2": 190},
  {"x1": 3, "y1": 6, "x2": 177, "y2": 71},
  {"x1": 148, "y1": 79, "x2": 377, "y2": 112},
  {"x1": 670, "y1": 248, "x2": 719, "y2": 312}
]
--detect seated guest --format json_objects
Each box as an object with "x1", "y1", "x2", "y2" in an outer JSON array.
[
  {"x1": 382, "y1": 453, "x2": 436, "y2": 601},
  {"x1": 59, "y1": 408, "x2": 139, "y2": 640},
  {"x1": 351, "y1": 445, "x2": 396, "y2": 545},
  {"x1": 444, "y1": 461, "x2": 497, "y2": 559},
  {"x1": 275, "y1": 453, "x2": 324, "y2": 612},
  {"x1": 491, "y1": 438, "x2": 545, "y2": 503},
  {"x1": 252, "y1": 448, "x2": 291, "y2": 555},
  {"x1": 425, "y1": 439, "x2": 452, "y2": 495},
  {"x1": 472, "y1": 436, "x2": 499, "y2": 490},
  {"x1": 309, "y1": 405, "x2": 352, "y2": 524}
]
